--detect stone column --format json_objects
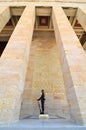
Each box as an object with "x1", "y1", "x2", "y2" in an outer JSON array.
[
  {"x1": 52, "y1": 6, "x2": 86, "y2": 125},
  {"x1": 0, "y1": 6, "x2": 35, "y2": 124},
  {"x1": 0, "y1": 6, "x2": 11, "y2": 32}
]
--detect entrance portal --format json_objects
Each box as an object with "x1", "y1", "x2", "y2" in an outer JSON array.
[{"x1": 20, "y1": 31, "x2": 70, "y2": 119}]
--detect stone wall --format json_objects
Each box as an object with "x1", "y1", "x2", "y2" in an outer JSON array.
[
  {"x1": 20, "y1": 31, "x2": 70, "y2": 119},
  {"x1": 0, "y1": 0, "x2": 86, "y2": 3}
]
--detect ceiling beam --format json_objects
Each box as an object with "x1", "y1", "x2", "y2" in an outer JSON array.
[
  {"x1": 36, "y1": 7, "x2": 51, "y2": 16},
  {"x1": 74, "y1": 28, "x2": 84, "y2": 32},
  {"x1": 0, "y1": 6, "x2": 11, "y2": 33},
  {"x1": 76, "y1": 7, "x2": 86, "y2": 32},
  {"x1": 72, "y1": 16, "x2": 77, "y2": 27},
  {"x1": 63, "y1": 8, "x2": 77, "y2": 17},
  {"x1": 11, "y1": 17, "x2": 16, "y2": 27},
  {"x1": 10, "y1": 7, "x2": 25, "y2": 16}
]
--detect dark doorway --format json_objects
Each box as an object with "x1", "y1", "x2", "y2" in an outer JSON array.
[
  {"x1": 0, "y1": 42, "x2": 7, "y2": 57},
  {"x1": 39, "y1": 16, "x2": 49, "y2": 26}
]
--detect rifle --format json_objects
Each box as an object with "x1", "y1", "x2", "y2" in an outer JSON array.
[{"x1": 38, "y1": 101, "x2": 41, "y2": 114}]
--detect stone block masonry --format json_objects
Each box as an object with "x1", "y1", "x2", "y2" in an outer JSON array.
[
  {"x1": 20, "y1": 31, "x2": 70, "y2": 119},
  {"x1": 0, "y1": 6, "x2": 35, "y2": 124},
  {"x1": 0, "y1": 2, "x2": 86, "y2": 126},
  {"x1": 52, "y1": 6, "x2": 86, "y2": 125}
]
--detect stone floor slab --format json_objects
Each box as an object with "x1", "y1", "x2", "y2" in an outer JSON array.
[{"x1": 0, "y1": 119, "x2": 86, "y2": 130}]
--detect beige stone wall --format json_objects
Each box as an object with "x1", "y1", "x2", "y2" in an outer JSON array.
[
  {"x1": 20, "y1": 31, "x2": 70, "y2": 119},
  {"x1": 0, "y1": 2, "x2": 86, "y2": 125},
  {"x1": 0, "y1": 0, "x2": 86, "y2": 2}
]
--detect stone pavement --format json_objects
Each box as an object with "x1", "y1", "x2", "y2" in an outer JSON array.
[{"x1": 0, "y1": 119, "x2": 86, "y2": 130}]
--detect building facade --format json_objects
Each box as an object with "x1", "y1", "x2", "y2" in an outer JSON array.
[{"x1": 0, "y1": 0, "x2": 86, "y2": 125}]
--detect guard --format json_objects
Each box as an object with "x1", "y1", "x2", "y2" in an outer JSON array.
[{"x1": 37, "y1": 90, "x2": 45, "y2": 114}]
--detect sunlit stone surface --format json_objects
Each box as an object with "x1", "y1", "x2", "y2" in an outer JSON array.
[
  {"x1": 0, "y1": 6, "x2": 35, "y2": 124},
  {"x1": 0, "y1": 0, "x2": 86, "y2": 126},
  {"x1": 20, "y1": 31, "x2": 70, "y2": 119}
]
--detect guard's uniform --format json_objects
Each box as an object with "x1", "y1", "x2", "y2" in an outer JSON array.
[{"x1": 38, "y1": 93, "x2": 45, "y2": 114}]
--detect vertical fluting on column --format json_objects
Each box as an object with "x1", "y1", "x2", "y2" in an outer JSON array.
[
  {"x1": 0, "y1": 6, "x2": 35, "y2": 124},
  {"x1": 52, "y1": 6, "x2": 86, "y2": 125}
]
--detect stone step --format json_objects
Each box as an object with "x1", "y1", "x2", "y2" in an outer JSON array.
[
  {"x1": 0, "y1": 119, "x2": 86, "y2": 130},
  {"x1": 39, "y1": 114, "x2": 49, "y2": 119}
]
